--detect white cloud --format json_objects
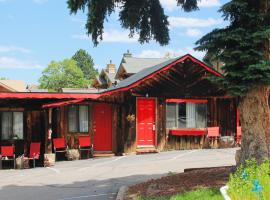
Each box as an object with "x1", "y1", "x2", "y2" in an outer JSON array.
[
  {"x1": 198, "y1": 0, "x2": 221, "y2": 7},
  {"x1": 0, "y1": 57, "x2": 42, "y2": 69},
  {"x1": 185, "y1": 28, "x2": 203, "y2": 37},
  {"x1": 169, "y1": 17, "x2": 222, "y2": 28},
  {"x1": 160, "y1": 0, "x2": 221, "y2": 11},
  {"x1": 137, "y1": 47, "x2": 205, "y2": 60},
  {"x1": 0, "y1": 46, "x2": 31, "y2": 53},
  {"x1": 72, "y1": 29, "x2": 138, "y2": 43}
]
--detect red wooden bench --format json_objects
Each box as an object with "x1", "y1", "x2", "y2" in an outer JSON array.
[
  {"x1": 78, "y1": 136, "x2": 93, "y2": 159},
  {"x1": 29, "y1": 142, "x2": 40, "y2": 168},
  {"x1": 0, "y1": 146, "x2": 15, "y2": 169},
  {"x1": 53, "y1": 138, "x2": 68, "y2": 161}
]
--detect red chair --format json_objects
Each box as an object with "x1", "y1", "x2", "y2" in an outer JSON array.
[
  {"x1": 78, "y1": 136, "x2": 93, "y2": 159},
  {"x1": 53, "y1": 138, "x2": 68, "y2": 161},
  {"x1": 0, "y1": 146, "x2": 15, "y2": 169},
  {"x1": 207, "y1": 127, "x2": 220, "y2": 137},
  {"x1": 207, "y1": 127, "x2": 220, "y2": 147},
  {"x1": 29, "y1": 142, "x2": 40, "y2": 168},
  {"x1": 236, "y1": 126, "x2": 242, "y2": 145}
]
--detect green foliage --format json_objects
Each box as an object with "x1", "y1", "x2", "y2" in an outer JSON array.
[
  {"x1": 196, "y1": 0, "x2": 270, "y2": 97},
  {"x1": 67, "y1": 0, "x2": 198, "y2": 46},
  {"x1": 72, "y1": 49, "x2": 98, "y2": 80},
  {"x1": 39, "y1": 58, "x2": 89, "y2": 91},
  {"x1": 136, "y1": 188, "x2": 222, "y2": 200},
  {"x1": 228, "y1": 159, "x2": 270, "y2": 200}
]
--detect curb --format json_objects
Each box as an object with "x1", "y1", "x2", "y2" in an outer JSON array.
[
  {"x1": 116, "y1": 186, "x2": 128, "y2": 200},
  {"x1": 220, "y1": 185, "x2": 231, "y2": 200}
]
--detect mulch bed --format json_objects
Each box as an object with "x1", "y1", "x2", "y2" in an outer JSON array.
[{"x1": 126, "y1": 166, "x2": 234, "y2": 199}]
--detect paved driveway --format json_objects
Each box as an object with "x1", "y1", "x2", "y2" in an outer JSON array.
[{"x1": 0, "y1": 148, "x2": 237, "y2": 200}]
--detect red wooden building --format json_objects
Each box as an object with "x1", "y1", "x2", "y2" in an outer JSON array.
[{"x1": 0, "y1": 54, "x2": 239, "y2": 164}]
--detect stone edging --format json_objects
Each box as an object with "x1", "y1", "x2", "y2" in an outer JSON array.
[
  {"x1": 220, "y1": 185, "x2": 231, "y2": 200},
  {"x1": 116, "y1": 186, "x2": 128, "y2": 200}
]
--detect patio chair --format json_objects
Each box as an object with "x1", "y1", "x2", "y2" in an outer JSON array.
[
  {"x1": 207, "y1": 127, "x2": 220, "y2": 148},
  {"x1": 78, "y1": 136, "x2": 93, "y2": 159},
  {"x1": 28, "y1": 142, "x2": 40, "y2": 168},
  {"x1": 53, "y1": 138, "x2": 68, "y2": 161},
  {"x1": 236, "y1": 126, "x2": 242, "y2": 146},
  {"x1": 0, "y1": 146, "x2": 15, "y2": 169}
]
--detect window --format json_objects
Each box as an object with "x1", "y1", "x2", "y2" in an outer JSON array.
[
  {"x1": 68, "y1": 105, "x2": 89, "y2": 133},
  {"x1": 1, "y1": 112, "x2": 24, "y2": 140},
  {"x1": 166, "y1": 102, "x2": 207, "y2": 129}
]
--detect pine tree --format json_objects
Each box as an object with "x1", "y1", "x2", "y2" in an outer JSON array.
[{"x1": 196, "y1": 0, "x2": 270, "y2": 164}]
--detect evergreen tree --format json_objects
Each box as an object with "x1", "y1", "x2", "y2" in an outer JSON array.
[
  {"x1": 67, "y1": 0, "x2": 198, "y2": 46},
  {"x1": 196, "y1": 0, "x2": 270, "y2": 164},
  {"x1": 72, "y1": 49, "x2": 98, "y2": 81}
]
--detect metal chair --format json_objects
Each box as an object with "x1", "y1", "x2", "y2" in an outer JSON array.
[
  {"x1": 0, "y1": 146, "x2": 15, "y2": 169},
  {"x1": 78, "y1": 136, "x2": 93, "y2": 159},
  {"x1": 53, "y1": 138, "x2": 68, "y2": 161},
  {"x1": 29, "y1": 142, "x2": 40, "y2": 168}
]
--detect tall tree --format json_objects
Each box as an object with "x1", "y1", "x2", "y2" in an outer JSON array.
[
  {"x1": 67, "y1": 0, "x2": 198, "y2": 46},
  {"x1": 72, "y1": 49, "x2": 98, "y2": 80},
  {"x1": 196, "y1": 0, "x2": 270, "y2": 164},
  {"x1": 39, "y1": 59, "x2": 88, "y2": 91}
]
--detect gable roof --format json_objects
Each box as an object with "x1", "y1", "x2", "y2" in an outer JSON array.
[
  {"x1": 102, "y1": 54, "x2": 222, "y2": 96},
  {"x1": 0, "y1": 80, "x2": 26, "y2": 92},
  {"x1": 115, "y1": 57, "x2": 171, "y2": 79}
]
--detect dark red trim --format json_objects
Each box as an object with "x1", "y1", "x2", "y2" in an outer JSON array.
[
  {"x1": 42, "y1": 99, "x2": 85, "y2": 108},
  {"x1": 0, "y1": 93, "x2": 100, "y2": 99},
  {"x1": 99, "y1": 54, "x2": 222, "y2": 97},
  {"x1": 169, "y1": 129, "x2": 206, "y2": 136},
  {"x1": 166, "y1": 99, "x2": 208, "y2": 103}
]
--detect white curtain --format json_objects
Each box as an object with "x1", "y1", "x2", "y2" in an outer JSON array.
[
  {"x1": 68, "y1": 106, "x2": 77, "y2": 132},
  {"x1": 2, "y1": 112, "x2": 12, "y2": 140},
  {"x1": 186, "y1": 103, "x2": 196, "y2": 128},
  {"x1": 79, "y1": 105, "x2": 89, "y2": 132},
  {"x1": 13, "y1": 112, "x2": 23, "y2": 139},
  {"x1": 166, "y1": 103, "x2": 177, "y2": 128}
]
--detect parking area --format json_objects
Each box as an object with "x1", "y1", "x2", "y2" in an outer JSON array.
[{"x1": 0, "y1": 148, "x2": 237, "y2": 200}]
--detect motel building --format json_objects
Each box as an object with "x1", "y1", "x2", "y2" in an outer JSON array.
[{"x1": 0, "y1": 52, "x2": 240, "y2": 168}]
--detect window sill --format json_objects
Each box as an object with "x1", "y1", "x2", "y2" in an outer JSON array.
[{"x1": 168, "y1": 128, "x2": 206, "y2": 136}]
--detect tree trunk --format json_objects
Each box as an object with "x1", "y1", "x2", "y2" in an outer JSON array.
[{"x1": 239, "y1": 85, "x2": 270, "y2": 164}]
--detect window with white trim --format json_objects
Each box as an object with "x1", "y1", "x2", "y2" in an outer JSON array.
[
  {"x1": 166, "y1": 102, "x2": 207, "y2": 129},
  {"x1": 1, "y1": 112, "x2": 24, "y2": 140},
  {"x1": 68, "y1": 105, "x2": 89, "y2": 133}
]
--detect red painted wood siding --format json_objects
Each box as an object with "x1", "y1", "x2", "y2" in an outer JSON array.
[
  {"x1": 93, "y1": 104, "x2": 112, "y2": 151},
  {"x1": 137, "y1": 98, "x2": 156, "y2": 146}
]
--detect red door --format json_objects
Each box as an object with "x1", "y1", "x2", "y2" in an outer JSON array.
[
  {"x1": 137, "y1": 98, "x2": 156, "y2": 146},
  {"x1": 93, "y1": 104, "x2": 112, "y2": 151}
]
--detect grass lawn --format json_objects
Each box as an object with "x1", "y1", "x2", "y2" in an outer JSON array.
[{"x1": 136, "y1": 188, "x2": 223, "y2": 200}]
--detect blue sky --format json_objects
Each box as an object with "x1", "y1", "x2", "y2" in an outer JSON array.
[{"x1": 0, "y1": 0, "x2": 228, "y2": 84}]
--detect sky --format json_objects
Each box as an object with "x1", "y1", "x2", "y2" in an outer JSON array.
[{"x1": 0, "y1": 0, "x2": 229, "y2": 85}]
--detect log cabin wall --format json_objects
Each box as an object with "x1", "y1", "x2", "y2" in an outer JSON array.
[{"x1": 118, "y1": 96, "x2": 237, "y2": 153}]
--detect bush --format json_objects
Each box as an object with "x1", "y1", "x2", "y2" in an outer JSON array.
[{"x1": 228, "y1": 159, "x2": 270, "y2": 200}]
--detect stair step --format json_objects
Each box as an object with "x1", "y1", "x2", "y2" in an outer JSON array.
[{"x1": 136, "y1": 148, "x2": 159, "y2": 155}]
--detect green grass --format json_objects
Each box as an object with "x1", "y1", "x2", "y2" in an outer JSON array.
[{"x1": 136, "y1": 188, "x2": 223, "y2": 200}]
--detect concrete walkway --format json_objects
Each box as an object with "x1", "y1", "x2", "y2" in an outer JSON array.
[{"x1": 0, "y1": 148, "x2": 237, "y2": 200}]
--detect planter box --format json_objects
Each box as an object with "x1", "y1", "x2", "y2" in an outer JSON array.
[
  {"x1": 44, "y1": 153, "x2": 55, "y2": 167},
  {"x1": 220, "y1": 185, "x2": 231, "y2": 200},
  {"x1": 66, "y1": 149, "x2": 80, "y2": 161}
]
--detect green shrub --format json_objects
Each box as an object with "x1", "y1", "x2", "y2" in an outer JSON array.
[
  {"x1": 228, "y1": 159, "x2": 270, "y2": 200},
  {"x1": 136, "y1": 188, "x2": 223, "y2": 200}
]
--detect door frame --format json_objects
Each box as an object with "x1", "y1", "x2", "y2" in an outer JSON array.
[
  {"x1": 136, "y1": 97, "x2": 157, "y2": 148},
  {"x1": 93, "y1": 103, "x2": 113, "y2": 152}
]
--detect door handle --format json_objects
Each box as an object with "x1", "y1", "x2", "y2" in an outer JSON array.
[{"x1": 153, "y1": 124, "x2": 156, "y2": 131}]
